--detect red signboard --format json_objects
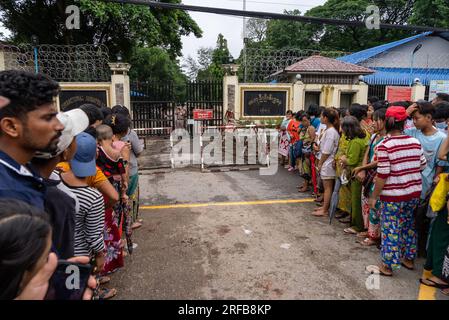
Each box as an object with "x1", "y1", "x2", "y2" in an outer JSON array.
[
  {"x1": 193, "y1": 109, "x2": 214, "y2": 120},
  {"x1": 386, "y1": 86, "x2": 413, "y2": 103}
]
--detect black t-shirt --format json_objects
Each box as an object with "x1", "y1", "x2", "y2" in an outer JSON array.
[{"x1": 44, "y1": 179, "x2": 76, "y2": 259}]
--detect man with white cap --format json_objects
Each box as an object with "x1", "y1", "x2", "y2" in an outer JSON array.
[{"x1": 32, "y1": 108, "x2": 89, "y2": 258}]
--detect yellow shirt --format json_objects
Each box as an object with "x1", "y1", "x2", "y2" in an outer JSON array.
[{"x1": 57, "y1": 162, "x2": 107, "y2": 189}]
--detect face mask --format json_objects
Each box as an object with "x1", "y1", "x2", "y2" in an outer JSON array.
[{"x1": 436, "y1": 122, "x2": 447, "y2": 130}]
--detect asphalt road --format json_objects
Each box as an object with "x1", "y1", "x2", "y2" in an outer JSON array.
[{"x1": 108, "y1": 164, "x2": 449, "y2": 300}]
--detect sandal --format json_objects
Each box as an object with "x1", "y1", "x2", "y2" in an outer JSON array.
[
  {"x1": 442, "y1": 288, "x2": 449, "y2": 296},
  {"x1": 298, "y1": 186, "x2": 310, "y2": 193},
  {"x1": 97, "y1": 276, "x2": 111, "y2": 285},
  {"x1": 335, "y1": 211, "x2": 349, "y2": 219},
  {"x1": 366, "y1": 265, "x2": 393, "y2": 277},
  {"x1": 419, "y1": 278, "x2": 449, "y2": 289},
  {"x1": 96, "y1": 288, "x2": 117, "y2": 300},
  {"x1": 359, "y1": 238, "x2": 378, "y2": 246},
  {"x1": 344, "y1": 227, "x2": 358, "y2": 235},
  {"x1": 357, "y1": 231, "x2": 369, "y2": 238},
  {"x1": 339, "y1": 216, "x2": 351, "y2": 224},
  {"x1": 401, "y1": 261, "x2": 415, "y2": 271}
]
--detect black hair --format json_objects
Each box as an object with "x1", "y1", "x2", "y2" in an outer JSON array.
[
  {"x1": 372, "y1": 100, "x2": 388, "y2": 111},
  {"x1": 390, "y1": 101, "x2": 412, "y2": 109},
  {"x1": 111, "y1": 105, "x2": 130, "y2": 117},
  {"x1": 413, "y1": 100, "x2": 435, "y2": 118},
  {"x1": 293, "y1": 112, "x2": 302, "y2": 121},
  {"x1": 100, "y1": 106, "x2": 112, "y2": 120},
  {"x1": 373, "y1": 108, "x2": 387, "y2": 121},
  {"x1": 386, "y1": 117, "x2": 405, "y2": 133},
  {"x1": 338, "y1": 107, "x2": 348, "y2": 119},
  {"x1": 103, "y1": 113, "x2": 131, "y2": 136},
  {"x1": 285, "y1": 110, "x2": 293, "y2": 115},
  {"x1": 349, "y1": 104, "x2": 368, "y2": 122},
  {"x1": 368, "y1": 96, "x2": 379, "y2": 105},
  {"x1": 322, "y1": 108, "x2": 340, "y2": 130},
  {"x1": 436, "y1": 93, "x2": 449, "y2": 102},
  {"x1": 434, "y1": 102, "x2": 449, "y2": 121},
  {"x1": 0, "y1": 70, "x2": 59, "y2": 121},
  {"x1": 79, "y1": 104, "x2": 104, "y2": 126},
  {"x1": 299, "y1": 112, "x2": 310, "y2": 121},
  {"x1": 342, "y1": 116, "x2": 366, "y2": 140},
  {"x1": 0, "y1": 199, "x2": 51, "y2": 300},
  {"x1": 307, "y1": 104, "x2": 321, "y2": 117}
]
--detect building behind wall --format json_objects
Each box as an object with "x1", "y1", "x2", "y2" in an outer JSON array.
[{"x1": 337, "y1": 32, "x2": 449, "y2": 100}]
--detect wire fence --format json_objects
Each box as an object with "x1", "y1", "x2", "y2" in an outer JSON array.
[
  {"x1": 242, "y1": 47, "x2": 351, "y2": 83},
  {"x1": 0, "y1": 44, "x2": 111, "y2": 82}
]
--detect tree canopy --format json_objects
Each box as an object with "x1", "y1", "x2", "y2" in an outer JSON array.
[{"x1": 0, "y1": 0, "x2": 202, "y2": 59}]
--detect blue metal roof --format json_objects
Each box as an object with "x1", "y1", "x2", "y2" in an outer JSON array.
[
  {"x1": 363, "y1": 67, "x2": 449, "y2": 86},
  {"x1": 337, "y1": 32, "x2": 433, "y2": 64}
]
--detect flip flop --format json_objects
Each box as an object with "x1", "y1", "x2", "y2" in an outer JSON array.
[
  {"x1": 366, "y1": 265, "x2": 392, "y2": 277},
  {"x1": 419, "y1": 278, "x2": 449, "y2": 289},
  {"x1": 401, "y1": 262, "x2": 415, "y2": 271},
  {"x1": 344, "y1": 227, "x2": 358, "y2": 235}
]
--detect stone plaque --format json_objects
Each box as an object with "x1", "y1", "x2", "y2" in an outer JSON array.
[
  {"x1": 59, "y1": 90, "x2": 108, "y2": 111},
  {"x1": 243, "y1": 90, "x2": 287, "y2": 116}
]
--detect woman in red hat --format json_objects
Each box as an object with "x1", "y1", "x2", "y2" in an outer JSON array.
[{"x1": 366, "y1": 106, "x2": 426, "y2": 276}]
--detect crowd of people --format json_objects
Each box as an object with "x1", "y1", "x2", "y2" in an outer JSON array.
[
  {"x1": 0, "y1": 70, "x2": 144, "y2": 300},
  {"x1": 279, "y1": 93, "x2": 449, "y2": 295}
]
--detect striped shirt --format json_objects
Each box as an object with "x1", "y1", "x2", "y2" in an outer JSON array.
[
  {"x1": 63, "y1": 183, "x2": 105, "y2": 256},
  {"x1": 377, "y1": 135, "x2": 426, "y2": 202}
]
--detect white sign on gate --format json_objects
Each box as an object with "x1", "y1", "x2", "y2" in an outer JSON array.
[{"x1": 429, "y1": 80, "x2": 449, "y2": 101}]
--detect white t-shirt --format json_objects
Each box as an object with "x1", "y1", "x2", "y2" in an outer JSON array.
[
  {"x1": 315, "y1": 123, "x2": 327, "y2": 160},
  {"x1": 319, "y1": 127, "x2": 340, "y2": 178}
]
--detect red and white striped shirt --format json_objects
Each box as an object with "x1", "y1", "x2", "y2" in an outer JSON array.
[{"x1": 376, "y1": 135, "x2": 426, "y2": 202}]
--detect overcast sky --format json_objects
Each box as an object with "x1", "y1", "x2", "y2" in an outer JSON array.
[{"x1": 180, "y1": 0, "x2": 326, "y2": 62}]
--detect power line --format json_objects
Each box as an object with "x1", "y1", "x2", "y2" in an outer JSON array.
[
  {"x1": 222, "y1": 0, "x2": 316, "y2": 8},
  {"x1": 100, "y1": 0, "x2": 449, "y2": 33}
]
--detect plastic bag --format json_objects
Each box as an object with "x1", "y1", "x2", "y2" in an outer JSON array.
[{"x1": 430, "y1": 173, "x2": 449, "y2": 212}]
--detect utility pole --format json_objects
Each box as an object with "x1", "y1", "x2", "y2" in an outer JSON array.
[{"x1": 243, "y1": 0, "x2": 247, "y2": 83}]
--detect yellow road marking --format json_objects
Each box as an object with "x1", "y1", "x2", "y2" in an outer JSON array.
[
  {"x1": 418, "y1": 269, "x2": 436, "y2": 300},
  {"x1": 140, "y1": 198, "x2": 315, "y2": 210}
]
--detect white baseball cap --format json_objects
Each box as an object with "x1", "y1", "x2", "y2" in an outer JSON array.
[{"x1": 34, "y1": 108, "x2": 89, "y2": 159}]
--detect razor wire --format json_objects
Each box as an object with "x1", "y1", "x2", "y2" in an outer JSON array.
[
  {"x1": 242, "y1": 47, "x2": 351, "y2": 83},
  {"x1": 1, "y1": 44, "x2": 111, "y2": 82}
]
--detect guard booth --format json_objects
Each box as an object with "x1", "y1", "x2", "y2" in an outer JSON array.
[{"x1": 223, "y1": 55, "x2": 376, "y2": 121}]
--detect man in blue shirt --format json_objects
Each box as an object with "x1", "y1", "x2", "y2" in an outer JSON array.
[{"x1": 0, "y1": 71, "x2": 64, "y2": 209}]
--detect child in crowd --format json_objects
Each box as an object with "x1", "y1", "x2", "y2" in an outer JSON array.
[
  {"x1": 367, "y1": 107, "x2": 426, "y2": 276},
  {"x1": 354, "y1": 108, "x2": 387, "y2": 246}
]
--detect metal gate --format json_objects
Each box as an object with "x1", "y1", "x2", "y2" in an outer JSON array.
[
  {"x1": 185, "y1": 81, "x2": 223, "y2": 135},
  {"x1": 131, "y1": 80, "x2": 224, "y2": 137},
  {"x1": 131, "y1": 81, "x2": 175, "y2": 136}
]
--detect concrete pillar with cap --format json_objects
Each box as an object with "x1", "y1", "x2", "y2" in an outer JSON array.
[{"x1": 109, "y1": 62, "x2": 132, "y2": 117}]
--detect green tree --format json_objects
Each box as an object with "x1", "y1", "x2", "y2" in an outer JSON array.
[
  {"x1": 187, "y1": 34, "x2": 233, "y2": 81},
  {"x1": 263, "y1": 1, "x2": 415, "y2": 52},
  {"x1": 129, "y1": 47, "x2": 187, "y2": 100},
  {"x1": 409, "y1": 0, "x2": 449, "y2": 28},
  {"x1": 0, "y1": 0, "x2": 202, "y2": 59}
]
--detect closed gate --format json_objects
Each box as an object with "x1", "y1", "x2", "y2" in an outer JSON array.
[
  {"x1": 131, "y1": 80, "x2": 223, "y2": 137},
  {"x1": 131, "y1": 81, "x2": 175, "y2": 136},
  {"x1": 185, "y1": 80, "x2": 223, "y2": 131}
]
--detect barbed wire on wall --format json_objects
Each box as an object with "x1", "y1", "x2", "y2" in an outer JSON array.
[
  {"x1": 1, "y1": 44, "x2": 111, "y2": 82},
  {"x1": 242, "y1": 47, "x2": 351, "y2": 83}
]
